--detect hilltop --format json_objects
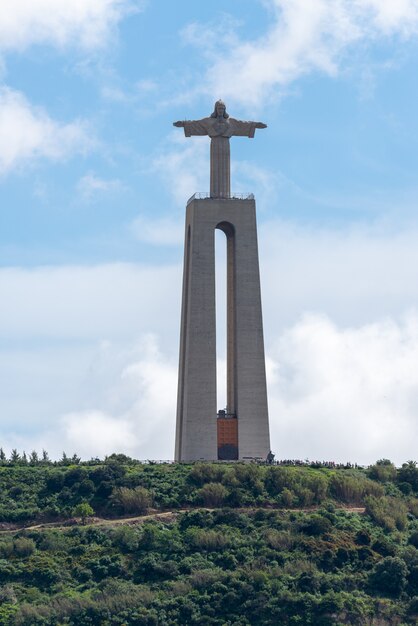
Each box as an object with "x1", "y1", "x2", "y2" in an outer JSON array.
[{"x1": 0, "y1": 457, "x2": 417, "y2": 625}]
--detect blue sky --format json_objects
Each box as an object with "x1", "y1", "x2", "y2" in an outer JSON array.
[{"x1": 1, "y1": 0, "x2": 418, "y2": 463}]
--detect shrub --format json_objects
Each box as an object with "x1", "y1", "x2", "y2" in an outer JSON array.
[
  {"x1": 186, "y1": 528, "x2": 229, "y2": 550},
  {"x1": 296, "y1": 487, "x2": 315, "y2": 507},
  {"x1": 300, "y1": 514, "x2": 332, "y2": 536},
  {"x1": 399, "y1": 482, "x2": 413, "y2": 495},
  {"x1": 111, "y1": 525, "x2": 140, "y2": 552},
  {"x1": 0, "y1": 539, "x2": 14, "y2": 559},
  {"x1": 14, "y1": 603, "x2": 54, "y2": 625},
  {"x1": 330, "y1": 474, "x2": 383, "y2": 503},
  {"x1": 0, "y1": 584, "x2": 17, "y2": 604},
  {"x1": 112, "y1": 486, "x2": 152, "y2": 515},
  {"x1": 264, "y1": 529, "x2": 293, "y2": 550},
  {"x1": 232, "y1": 464, "x2": 263, "y2": 494},
  {"x1": 280, "y1": 488, "x2": 295, "y2": 507},
  {"x1": 372, "y1": 535, "x2": 397, "y2": 557},
  {"x1": 179, "y1": 509, "x2": 213, "y2": 530},
  {"x1": 407, "y1": 596, "x2": 418, "y2": 618},
  {"x1": 355, "y1": 529, "x2": 371, "y2": 545},
  {"x1": 264, "y1": 467, "x2": 295, "y2": 495},
  {"x1": 399, "y1": 461, "x2": 418, "y2": 492},
  {"x1": 197, "y1": 482, "x2": 228, "y2": 507},
  {"x1": 190, "y1": 568, "x2": 223, "y2": 589},
  {"x1": 369, "y1": 557, "x2": 408, "y2": 597},
  {"x1": 409, "y1": 498, "x2": 418, "y2": 517},
  {"x1": 13, "y1": 538, "x2": 36, "y2": 557},
  {"x1": 305, "y1": 473, "x2": 328, "y2": 503},
  {"x1": 368, "y1": 459, "x2": 397, "y2": 483},
  {"x1": 78, "y1": 479, "x2": 95, "y2": 496},
  {"x1": 0, "y1": 604, "x2": 18, "y2": 626},
  {"x1": 188, "y1": 463, "x2": 225, "y2": 486},
  {"x1": 64, "y1": 467, "x2": 87, "y2": 487},
  {"x1": 365, "y1": 496, "x2": 408, "y2": 531}
]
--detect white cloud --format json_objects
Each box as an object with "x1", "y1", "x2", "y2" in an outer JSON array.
[
  {"x1": 0, "y1": 87, "x2": 92, "y2": 174},
  {"x1": 183, "y1": 0, "x2": 418, "y2": 108},
  {"x1": 77, "y1": 172, "x2": 123, "y2": 200},
  {"x1": 268, "y1": 312, "x2": 418, "y2": 465},
  {"x1": 60, "y1": 411, "x2": 137, "y2": 459},
  {"x1": 0, "y1": 0, "x2": 143, "y2": 53},
  {"x1": 363, "y1": 0, "x2": 418, "y2": 36}
]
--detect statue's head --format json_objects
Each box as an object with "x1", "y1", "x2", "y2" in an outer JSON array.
[{"x1": 211, "y1": 99, "x2": 229, "y2": 119}]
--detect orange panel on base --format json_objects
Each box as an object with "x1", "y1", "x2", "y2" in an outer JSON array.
[{"x1": 217, "y1": 417, "x2": 238, "y2": 460}]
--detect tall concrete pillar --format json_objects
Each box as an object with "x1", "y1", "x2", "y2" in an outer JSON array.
[{"x1": 175, "y1": 195, "x2": 270, "y2": 462}]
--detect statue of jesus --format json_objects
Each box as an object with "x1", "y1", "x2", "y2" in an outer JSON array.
[{"x1": 173, "y1": 100, "x2": 267, "y2": 199}]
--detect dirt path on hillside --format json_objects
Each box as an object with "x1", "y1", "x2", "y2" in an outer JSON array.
[{"x1": 0, "y1": 506, "x2": 366, "y2": 535}]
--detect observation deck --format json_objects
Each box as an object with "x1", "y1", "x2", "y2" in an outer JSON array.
[{"x1": 187, "y1": 192, "x2": 254, "y2": 205}]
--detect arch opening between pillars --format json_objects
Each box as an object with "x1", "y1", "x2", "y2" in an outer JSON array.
[{"x1": 215, "y1": 221, "x2": 238, "y2": 461}]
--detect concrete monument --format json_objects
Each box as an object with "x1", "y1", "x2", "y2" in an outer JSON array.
[{"x1": 174, "y1": 100, "x2": 271, "y2": 462}]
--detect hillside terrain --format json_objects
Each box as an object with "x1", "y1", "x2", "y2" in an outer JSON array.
[{"x1": 0, "y1": 456, "x2": 417, "y2": 625}]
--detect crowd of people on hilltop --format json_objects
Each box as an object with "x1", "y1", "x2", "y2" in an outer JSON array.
[{"x1": 270, "y1": 459, "x2": 363, "y2": 469}]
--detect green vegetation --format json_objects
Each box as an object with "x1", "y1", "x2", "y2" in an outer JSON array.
[{"x1": 0, "y1": 455, "x2": 417, "y2": 624}]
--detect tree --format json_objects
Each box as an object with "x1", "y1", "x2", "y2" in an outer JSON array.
[
  {"x1": 41, "y1": 449, "x2": 51, "y2": 465},
  {"x1": 60, "y1": 452, "x2": 71, "y2": 466},
  {"x1": 368, "y1": 459, "x2": 397, "y2": 483},
  {"x1": 9, "y1": 449, "x2": 20, "y2": 464},
  {"x1": 73, "y1": 503, "x2": 94, "y2": 525},
  {"x1": 29, "y1": 450, "x2": 39, "y2": 465},
  {"x1": 399, "y1": 461, "x2": 418, "y2": 492},
  {"x1": 369, "y1": 557, "x2": 408, "y2": 597}
]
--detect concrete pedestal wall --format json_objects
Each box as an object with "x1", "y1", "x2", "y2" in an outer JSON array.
[{"x1": 175, "y1": 197, "x2": 270, "y2": 462}]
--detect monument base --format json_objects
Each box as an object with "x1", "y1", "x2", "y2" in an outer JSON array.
[{"x1": 175, "y1": 196, "x2": 270, "y2": 462}]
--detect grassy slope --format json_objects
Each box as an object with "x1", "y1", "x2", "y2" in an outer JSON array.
[{"x1": 0, "y1": 459, "x2": 417, "y2": 625}]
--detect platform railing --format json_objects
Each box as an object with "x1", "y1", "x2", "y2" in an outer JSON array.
[{"x1": 187, "y1": 192, "x2": 254, "y2": 204}]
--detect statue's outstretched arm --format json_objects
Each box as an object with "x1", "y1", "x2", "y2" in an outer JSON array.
[
  {"x1": 173, "y1": 119, "x2": 208, "y2": 137},
  {"x1": 229, "y1": 119, "x2": 267, "y2": 138}
]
